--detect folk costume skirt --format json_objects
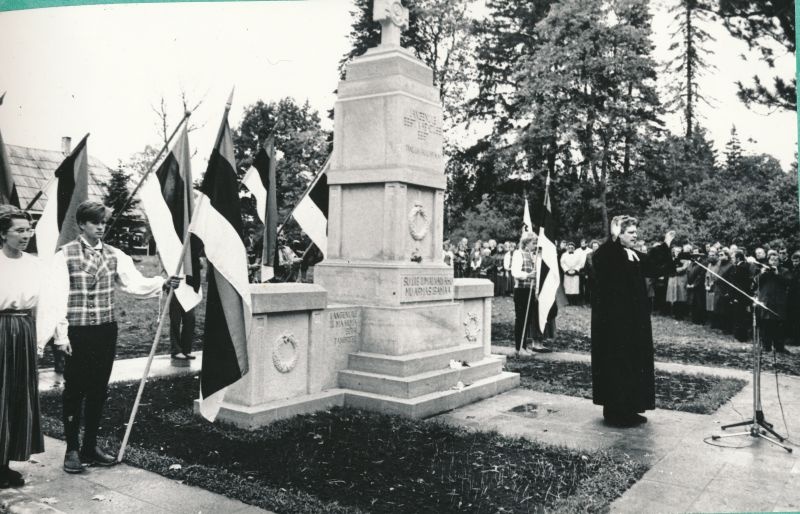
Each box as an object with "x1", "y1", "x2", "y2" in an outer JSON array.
[{"x1": 0, "y1": 310, "x2": 44, "y2": 463}]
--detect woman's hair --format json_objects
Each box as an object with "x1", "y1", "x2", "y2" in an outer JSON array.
[
  {"x1": 76, "y1": 200, "x2": 111, "y2": 225},
  {"x1": 0, "y1": 205, "x2": 32, "y2": 246}
]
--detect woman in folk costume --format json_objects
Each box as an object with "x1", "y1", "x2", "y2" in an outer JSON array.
[
  {"x1": 560, "y1": 242, "x2": 582, "y2": 305},
  {"x1": 591, "y1": 215, "x2": 676, "y2": 427},
  {"x1": 0, "y1": 207, "x2": 66, "y2": 488}
]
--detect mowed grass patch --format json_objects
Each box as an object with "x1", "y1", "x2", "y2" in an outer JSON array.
[
  {"x1": 39, "y1": 256, "x2": 207, "y2": 368},
  {"x1": 491, "y1": 299, "x2": 800, "y2": 376},
  {"x1": 506, "y1": 358, "x2": 746, "y2": 414},
  {"x1": 39, "y1": 374, "x2": 647, "y2": 514}
]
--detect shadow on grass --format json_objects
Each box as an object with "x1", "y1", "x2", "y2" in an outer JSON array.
[
  {"x1": 505, "y1": 359, "x2": 747, "y2": 414},
  {"x1": 40, "y1": 374, "x2": 647, "y2": 513}
]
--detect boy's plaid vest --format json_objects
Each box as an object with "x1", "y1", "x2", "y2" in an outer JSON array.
[
  {"x1": 62, "y1": 239, "x2": 118, "y2": 326},
  {"x1": 514, "y1": 250, "x2": 536, "y2": 289}
]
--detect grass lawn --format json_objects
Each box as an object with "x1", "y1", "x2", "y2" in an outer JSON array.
[
  {"x1": 39, "y1": 374, "x2": 647, "y2": 514},
  {"x1": 505, "y1": 359, "x2": 746, "y2": 414},
  {"x1": 39, "y1": 255, "x2": 207, "y2": 368},
  {"x1": 491, "y1": 297, "x2": 800, "y2": 376}
]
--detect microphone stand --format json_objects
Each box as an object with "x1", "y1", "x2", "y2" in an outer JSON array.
[{"x1": 695, "y1": 260, "x2": 792, "y2": 453}]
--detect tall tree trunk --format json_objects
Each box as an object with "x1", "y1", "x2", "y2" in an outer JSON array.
[{"x1": 685, "y1": 2, "x2": 694, "y2": 139}]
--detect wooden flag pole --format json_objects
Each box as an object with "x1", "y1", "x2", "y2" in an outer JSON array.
[
  {"x1": 104, "y1": 112, "x2": 192, "y2": 240},
  {"x1": 116, "y1": 200, "x2": 199, "y2": 463}
]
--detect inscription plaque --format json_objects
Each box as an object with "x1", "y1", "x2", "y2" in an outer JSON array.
[
  {"x1": 399, "y1": 274, "x2": 453, "y2": 302},
  {"x1": 328, "y1": 309, "x2": 361, "y2": 346}
]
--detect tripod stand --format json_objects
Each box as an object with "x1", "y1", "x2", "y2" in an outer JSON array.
[{"x1": 696, "y1": 261, "x2": 792, "y2": 453}]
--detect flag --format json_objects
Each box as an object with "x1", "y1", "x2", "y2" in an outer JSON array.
[
  {"x1": 535, "y1": 174, "x2": 559, "y2": 333},
  {"x1": 138, "y1": 124, "x2": 202, "y2": 311},
  {"x1": 35, "y1": 134, "x2": 90, "y2": 259},
  {"x1": 0, "y1": 93, "x2": 19, "y2": 207},
  {"x1": 292, "y1": 164, "x2": 329, "y2": 257},
  {"x1": 522, "y1": 197, "x2": 533, "y2": 233},
  {"x1": 241, "y1": 140, "x2": 278, "y2": 281},
  {"x1": 189, "y1": 94, "x2": 251, "y2": 421}
]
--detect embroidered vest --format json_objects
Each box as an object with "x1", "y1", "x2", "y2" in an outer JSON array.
[
  {"x1": 63, "y1": 240, "x2": 118, "y2": 326},
  {"x1": 515, "y1": 250, "x2": 536, "y2": 289}
]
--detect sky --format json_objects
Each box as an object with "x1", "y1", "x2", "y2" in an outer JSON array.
[{"x1": 0, "y1": 0, "x2": 796, "y2": 177}]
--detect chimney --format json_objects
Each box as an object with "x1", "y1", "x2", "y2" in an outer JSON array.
[{"x1": 61, "y1": 136, "x2": 72, "y2": 155}]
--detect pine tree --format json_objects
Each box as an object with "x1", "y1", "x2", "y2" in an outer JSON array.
[
  {"x1": 665, "y1": 0, "x2": 716, "y2": 139},
  {"x1": 724, "y1": 125, "x2": 744, "y2": 175},
  {"x1": 103, "y1": 166, "x2": 140, "y2": 248},
  {"x1": 516, "y1": 0, "x2": 662, "y2": 234}
]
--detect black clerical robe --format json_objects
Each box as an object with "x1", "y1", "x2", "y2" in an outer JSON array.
[{"x1": 590, "y1": 239, "x2": 673, "y2": 412}]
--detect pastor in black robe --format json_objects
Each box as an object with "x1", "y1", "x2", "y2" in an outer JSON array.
[{"x1": 590, "y1": 238, "x2": 673, "y2": 415}]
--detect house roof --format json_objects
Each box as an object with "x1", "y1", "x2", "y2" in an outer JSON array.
[{"x1": 7, "y1": 144, "x2": 115, "y2": 213}]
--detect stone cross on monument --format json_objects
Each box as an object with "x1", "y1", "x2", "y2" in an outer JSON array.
[{"x1": 373, "y1": 0, "x2": 409, "y2": 48}]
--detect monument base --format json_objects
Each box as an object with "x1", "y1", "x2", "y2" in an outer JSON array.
[
  {"x1": 193, "y1": 390, "x2": 346, "y2": 429},
  {"x1": 198, "y1": 371, "x2": 519, "y2": 427}
]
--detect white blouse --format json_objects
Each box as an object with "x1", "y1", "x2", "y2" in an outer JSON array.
[
  {"x1": 0, "y1": 251, "x2": 69, "y2": 350},
  {"x1": 0, "y1": 251, "x2": 42, "y2": 311}
]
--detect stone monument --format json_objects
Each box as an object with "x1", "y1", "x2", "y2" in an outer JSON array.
[{"x1": 206, "y1": 0, "x2": 518, "y2": 428}]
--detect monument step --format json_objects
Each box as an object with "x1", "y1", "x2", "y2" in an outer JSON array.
[
  {"x1": 343, "y1": 371, "x2": 520, "y2": 419},
  {"x1": 338, "y1": 356, "x2": 507, "y2": 399},
  {"x1": 347, "y1": 344, "x2": 486, "y2": 377}
]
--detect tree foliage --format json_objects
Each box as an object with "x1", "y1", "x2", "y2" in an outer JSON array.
[
  {"x1": 232, "y1": 98, "x2": 330, "y2": 229},
  {"x1": 103, "y1": 165, "x2": 141, "y2": 247},
  {"x1": 717, "y1": 0, "x2": 796, "y2": 111},
  {"x1": 515, "y1": 0, "x2": 662, "y2": 234}
]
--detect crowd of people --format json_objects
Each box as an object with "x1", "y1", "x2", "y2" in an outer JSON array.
[{"x1": 443, "y1": 235, "x2": 800, "y2": 351}]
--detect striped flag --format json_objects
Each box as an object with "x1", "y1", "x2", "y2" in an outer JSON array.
[
  {"x1": 35, "y1": 134, "x2": 90, "y2": 259},
  {"x1": 138, "y1": 124, "x2": 202, "y2": 311},
  {"x1": 0, "y1": 92, "x2": 19, "y2": 207},
  {"x1": 535, "y1": 174, "x2": 559, "y2": 333},
  {"x1": 189, "y1": 95, "x2": 251, "y2": 421},
  {"x1": 241, "y1": 140, "x2": 278, "y2": 281},
  {"x1": 292, "y1": 164, "x2": 329, "y2": 257}
]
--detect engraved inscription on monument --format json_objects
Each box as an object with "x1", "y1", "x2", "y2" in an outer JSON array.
[
  {"x1": 328, "y1": 309, "x2": 361, "y2": 346},
  {"x1": 399, "y1": 274, "x2": 453, "y2": 302},
  {"x1": 403, "y1": 109, "x2": 443, "y2": 162}
]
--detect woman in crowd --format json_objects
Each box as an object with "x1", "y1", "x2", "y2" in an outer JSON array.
[
  {"x1": 0, "y1": 207, "x2": 56, "y2": 488},
  {"x1": 494, "y1": 244, "x2": 507, "y2": 297},
  {"x1": 504, "y1": 242, "x2": 516, "y2": 295},
  {"x1": 469, "y1": 244, "x2": 482, "y2": 278},
  {"x1": 560, "y1": 242, "x2": 582, "y2": 305},
  {"x1": 665, "y1": 245, "x2": 690, "y2": 319}
]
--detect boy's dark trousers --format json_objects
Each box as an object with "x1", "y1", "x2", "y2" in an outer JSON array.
[{"x1": 62, "y1": 323, "x2": 117, "y2": 452}]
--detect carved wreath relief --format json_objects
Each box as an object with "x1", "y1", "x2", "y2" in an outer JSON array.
[
  {"x1": 464, "y1": 312, "x2": 481, "y2": 343},
  {"x1": 408, "y1": 201, "x2": 430, "y2": 241},
  {"x1": 272, "y1": 333, "x2": 299, "y2": 373}
]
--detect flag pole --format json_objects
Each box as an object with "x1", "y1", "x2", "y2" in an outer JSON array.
[
  {"x1": 104, "y1": 113, "x2": 192, "y2": 240},
  {"x1": 276, "y1": 154, "x2": 330, "y2": 237},
  {"x1": 23, "y1": 132, "x2": 91, "y2": 212},
  {"x1": 116, "y1": 198, "x2": 202, "y2": 463}
]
